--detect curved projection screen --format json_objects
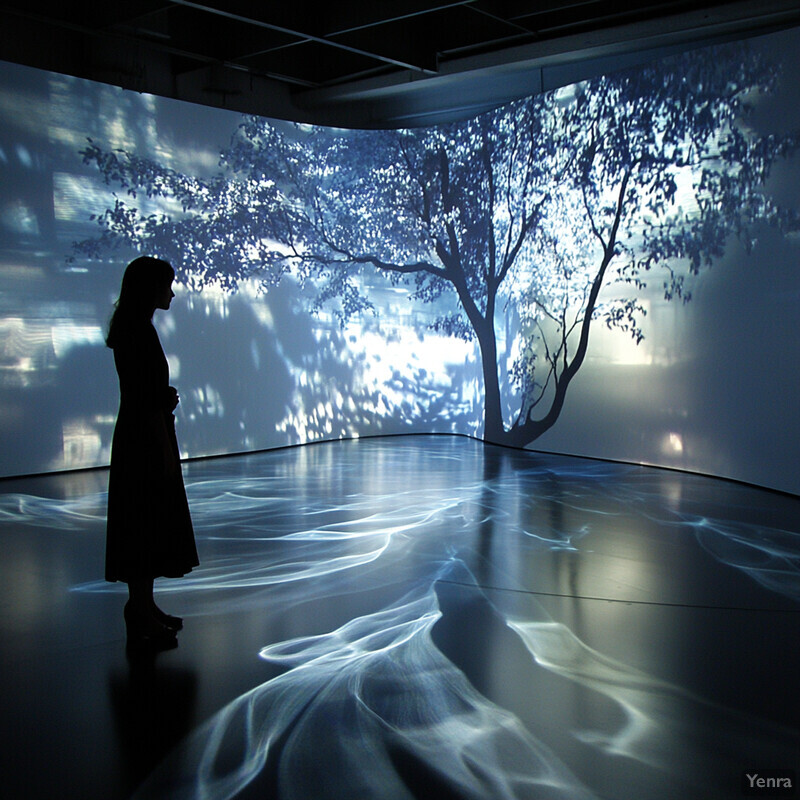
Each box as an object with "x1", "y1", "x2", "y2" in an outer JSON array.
[{"x1": 1, "y1": 27, "x2": 799, "y2": 493}]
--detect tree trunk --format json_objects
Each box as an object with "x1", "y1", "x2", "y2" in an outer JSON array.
[{"x1": 473, "y1": 315, "x2": 506, "y2": 443}]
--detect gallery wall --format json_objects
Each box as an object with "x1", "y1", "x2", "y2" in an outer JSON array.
[{"x1": 0, "y1": 26, "x2": 798, "y2": 493}]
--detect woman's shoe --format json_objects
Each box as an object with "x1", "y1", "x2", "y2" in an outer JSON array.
[
  {"x1": 124, "y1": 602, "x2": 177, "y2": 646},
  {"x1": 152, "y1": 605, "x2": 183, "y2": 630}
]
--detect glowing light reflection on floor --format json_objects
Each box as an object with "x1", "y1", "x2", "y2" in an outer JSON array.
[
  {"x1": 3, "y1": 437, "x2": 798, "y2": 798},
  {"x1": 134, "y1": 564, "x2": 601, "y2": 800}
]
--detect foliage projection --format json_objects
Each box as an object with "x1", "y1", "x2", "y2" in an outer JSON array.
[{"x1": 74, "y1": 41, "x2": 798, "y2": 447}]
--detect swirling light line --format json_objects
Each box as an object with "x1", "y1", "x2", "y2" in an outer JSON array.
[
  {"x1": 3, "y1": 441, "x2": 799, "y2": 797},
  {"x1": 133, "y1": 565, "x2": 601, "y2": 800}
]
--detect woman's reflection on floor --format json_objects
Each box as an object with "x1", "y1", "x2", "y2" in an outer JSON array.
[{"x1": 108, "y1": 647, "x2": 198, "y2": 796}]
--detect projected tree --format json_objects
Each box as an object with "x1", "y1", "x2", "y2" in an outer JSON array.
[{"x1": 74, "y1": 42, "x2": 797, "y2": 446}]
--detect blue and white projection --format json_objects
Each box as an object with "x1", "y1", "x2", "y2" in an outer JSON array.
[{"x1": 1, "y1": 27, "x2": 799, "y2": 491}]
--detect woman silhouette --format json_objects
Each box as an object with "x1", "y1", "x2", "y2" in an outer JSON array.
[{"x1": 105, "y1": 256, "x2": 199, "y2": 645}]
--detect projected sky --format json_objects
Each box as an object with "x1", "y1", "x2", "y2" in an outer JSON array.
[{"x1": 1, "y1": 28, "x2": 799, "y2": 490}]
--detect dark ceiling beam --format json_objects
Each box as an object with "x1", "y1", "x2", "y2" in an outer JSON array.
[
  {"x1": 166, "y1": 0, "x2": 440, "y2": 76},
  {"x1": 220, "y1": 2, "x2": 489, "y2": 79},
  {"x1": 293, "y1": 0, "x2": 800, "y2": 125},
  {"x1": 1, "y1": 0, "x2": 799, "y2": 128},
  {"x1": 322, "y1": 0, "x2": 478, "y2": 38},
  {"x1": 507, "y1": 0, "x2": 725, "y2": 36},
  {"x1": 0, "y1": 1, "x2": 324, "y2": 95}
]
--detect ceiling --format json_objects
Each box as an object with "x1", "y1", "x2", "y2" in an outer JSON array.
[{"x1": 1, "y1": 0, "x2": 799, "y2": 127}]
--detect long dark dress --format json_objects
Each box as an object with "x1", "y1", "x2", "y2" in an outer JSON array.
[{"x1": 105, "y1": 318, "x2": 198, "y2": 583}]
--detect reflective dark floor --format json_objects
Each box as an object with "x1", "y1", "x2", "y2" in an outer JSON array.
[{"x1": 0, "y1": 435, "x2": 798, "y2": 799}]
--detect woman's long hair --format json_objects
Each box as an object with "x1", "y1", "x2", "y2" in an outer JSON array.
[{"x1": 106, "y1": 256, "x2": 175, "y2": 349}]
